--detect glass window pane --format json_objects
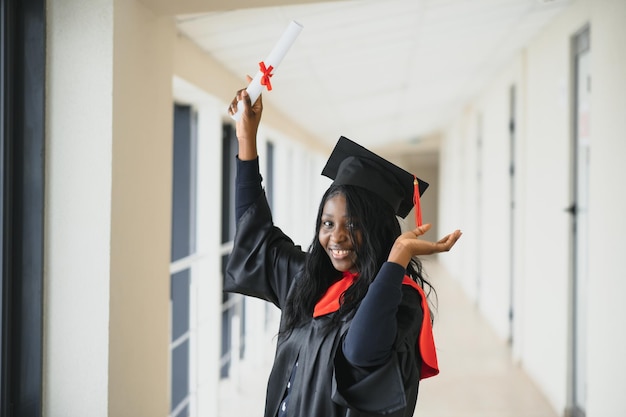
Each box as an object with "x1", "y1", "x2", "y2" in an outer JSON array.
[
  {"x1": 171, "y1": 340, "x2": 189, "y2": 411},
  {"x1": 221, "y1": 124, "x2": 237, "y2": 243},
  {"x1": 172, "y1": 104, "x2": 193, "y2": 262},
  {"x1": 171, "y1": 269, "x2": 190, "y2": 342}
]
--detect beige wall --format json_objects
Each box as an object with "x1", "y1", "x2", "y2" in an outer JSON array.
[{"x1": 109, "y1": 0, "x2": 174, "y2": 415}]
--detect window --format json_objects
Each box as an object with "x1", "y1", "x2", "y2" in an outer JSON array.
[
  {"x1": 170, "y1": 104, "x2": 197, "y2": 417},
  {"x1": 1, "y1": 0, "x2": 46, "y2": 415}
]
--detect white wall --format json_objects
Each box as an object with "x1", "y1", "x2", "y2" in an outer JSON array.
[
  {"x1": 475, "y1": 58, "x2": 522, "y2": 342},
  {"x1": 45, "y1": 0, "x2": 113, "y2": 415},
  {"x1": 439, "y1": 111, "x2": 478, "y2": 302},
  {"x1": 440, "y1": 53, "x2": 526, "y2": 347},
  {"x1": 521, "y1": 5, "x2": 582, "y2": 411},
  {"x1": 587, "y1": 1, "x2": 626, "y2": 416},
  {"x1": 439, "y1": 0, "x2": 626, "y2": 415}
]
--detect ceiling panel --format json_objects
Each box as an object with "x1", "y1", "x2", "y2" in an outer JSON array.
[{"x1": 175, "y1": 0, "x2": 571, "y2": 152}]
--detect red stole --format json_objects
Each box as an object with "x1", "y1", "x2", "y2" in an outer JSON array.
[
  {"x1": 313, "y1": 271, "x2": 439, "y2": 380},
  {"x1": 313, "y1": 271, "x2": 359, "y2": 318}
]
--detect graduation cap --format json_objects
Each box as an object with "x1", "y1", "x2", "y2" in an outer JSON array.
[{"x1": 321, "y1": 136, "x2": 429, "y2": 224}]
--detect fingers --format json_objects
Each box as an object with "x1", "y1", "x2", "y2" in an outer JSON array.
[
  {"x1": 413, "y1": 223, "x2": 432, "y2": 236},
  {"x1": 227, "y1": 88, "x2": 254, "y2": 116},
  {"x1": 436, "y1": 230, "x2": 462, "y2": 252},
  {"x1": 243, "y1": 75, "x2": 261, "y2": 112},
  {"x1": 415, "y1": 229, "x2": 461, "y2": 254},
  {"x1": 240, "y1": 90, "x2": 251, "y2": 112},
  {"x1": 390, "y1": 227, "x2": 462, "y2": 261},
  {"x1": 228, "y1": 88, "x2": 244, "y2": 116},
  {"x1": 228, "y1": 99, "x2": 240, "y2": 116},
  {"x1": 228, "y1": 75, "x2": 264, "y2": 117}
]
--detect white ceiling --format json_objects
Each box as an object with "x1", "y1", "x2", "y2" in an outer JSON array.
[{"x1": 174, "y1": 0, "x2": 570, "y2": 156}]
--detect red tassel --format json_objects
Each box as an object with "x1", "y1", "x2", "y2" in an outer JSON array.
[{"x1": 413, "y1": 176, "x2": 422, "y2": 227}]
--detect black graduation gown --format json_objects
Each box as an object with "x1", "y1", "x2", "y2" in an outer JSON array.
[{"x1": 224, "y1": 191, "x2": 424, "y2": 417}]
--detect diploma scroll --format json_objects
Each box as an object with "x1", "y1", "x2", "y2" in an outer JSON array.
[{"x1": 231, "y1": 20, "x2": 303, "y2": 121}]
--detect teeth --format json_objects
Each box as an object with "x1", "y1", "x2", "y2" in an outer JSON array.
[{"x1": 332, "y1": 249, "x2": 351, "y2": 255}]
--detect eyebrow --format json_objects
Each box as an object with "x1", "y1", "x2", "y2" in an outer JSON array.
[{"x1": 321, "y1": 213, "x2": 350, "y2": 217}]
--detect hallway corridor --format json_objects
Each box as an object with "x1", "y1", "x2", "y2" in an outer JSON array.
[
  {"x1": 413, "y1": 260, "x2": 557, "y2": 417},
  {"x1": 219, "y1": 260, "x2": 558, "y2": 417}
]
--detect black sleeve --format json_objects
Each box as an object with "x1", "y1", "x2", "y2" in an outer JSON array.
[
  {"x1": 332, "y1": 286, "x2": 423, "y2": 416},
  {"x1": 343, "y1": 262, "x2": 405, "y2": 367},
  {"x1": 235, "y1": 156, "x2": 263, "y2": 222},
  {"x1": 225, "y1": 163, "x2": 306, "y2": 308}
]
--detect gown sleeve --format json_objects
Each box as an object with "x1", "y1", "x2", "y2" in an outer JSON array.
[
  {"x1": 224, "y1": 157, "x2": 307, "y2": 309},
  {"x1": 235, "y1": 157, "x2": 263, "y2": 221},
  {"x1": 342, "y1": 262, "x2": 405, "y2": 367},
  {"x1": 331, "y1": 285, "x2": 423, "y2": 416}
]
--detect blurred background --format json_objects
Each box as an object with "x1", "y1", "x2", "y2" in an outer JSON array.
[{"x1": 2, "y1": 0, "x2": 625, "y2": 416}]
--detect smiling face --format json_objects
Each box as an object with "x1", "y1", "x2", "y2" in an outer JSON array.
[{"x1": 318, "y1": 193, "x2": 361, "y2": 273}]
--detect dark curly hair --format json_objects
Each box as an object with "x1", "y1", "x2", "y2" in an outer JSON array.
[{"x1": 281, "y1": 183, "x2": 435, "y2": 334}]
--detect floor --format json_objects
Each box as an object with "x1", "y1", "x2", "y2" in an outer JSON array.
[
  {"x1": 412, "y1": 260, "x2": 557, "y2": 417},
  {"x1": 218, "y1": 260, "x2": 558, "y2": 417}
]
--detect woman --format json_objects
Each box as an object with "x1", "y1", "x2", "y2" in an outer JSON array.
[{"x1": 225, "y1": 87, "x2": 462, "y2": 417}]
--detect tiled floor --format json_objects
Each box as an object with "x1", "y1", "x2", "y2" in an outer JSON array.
[
  {"x1": 219, "y1": 260, "x2": 558, "y2": 417},
  {"x1": 413, "y1": 260, "x2": 557, "y2": 417}
]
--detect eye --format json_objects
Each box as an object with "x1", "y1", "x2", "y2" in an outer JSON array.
[
  {"x1": 322, "y1": 220, "x2": 333, "y2": 229},
  {"x1": 347, "y1": 220, "x2": 359, "y2": 230}
]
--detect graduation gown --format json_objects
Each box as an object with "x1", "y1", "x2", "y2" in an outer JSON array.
[{"x1": 224, "y1": 191, "x2": 427, "y2": 417}]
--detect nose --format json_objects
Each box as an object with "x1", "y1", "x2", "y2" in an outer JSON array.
[{"x1": 331, "y1": 224, "x2": 349, "y2": 243}]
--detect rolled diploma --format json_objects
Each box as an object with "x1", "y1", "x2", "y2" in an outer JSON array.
[{"x1": 231, "y1": 20, "x2": 303, "y2": 121}]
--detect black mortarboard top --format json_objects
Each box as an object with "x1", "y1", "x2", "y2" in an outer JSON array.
[{"x1": 321, "y1": 136, "x2": 429, "y2": 219}]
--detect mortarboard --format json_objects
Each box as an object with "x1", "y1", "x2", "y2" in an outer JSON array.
[{"x1": 321, "y1": 136, "x2": 429, "y2": 223}]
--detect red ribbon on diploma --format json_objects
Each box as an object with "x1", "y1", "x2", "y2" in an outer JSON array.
[{"x1": 259, "y1": 62, "x2": 274, "y2": 91}]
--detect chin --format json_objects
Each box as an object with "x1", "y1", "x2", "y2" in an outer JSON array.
[
  {"x1": 330, "y1": 260, "x2": 356, "y2": 273},
  {"x1": 324, "y1": 250, "x2": 358, "y2": 273}
]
